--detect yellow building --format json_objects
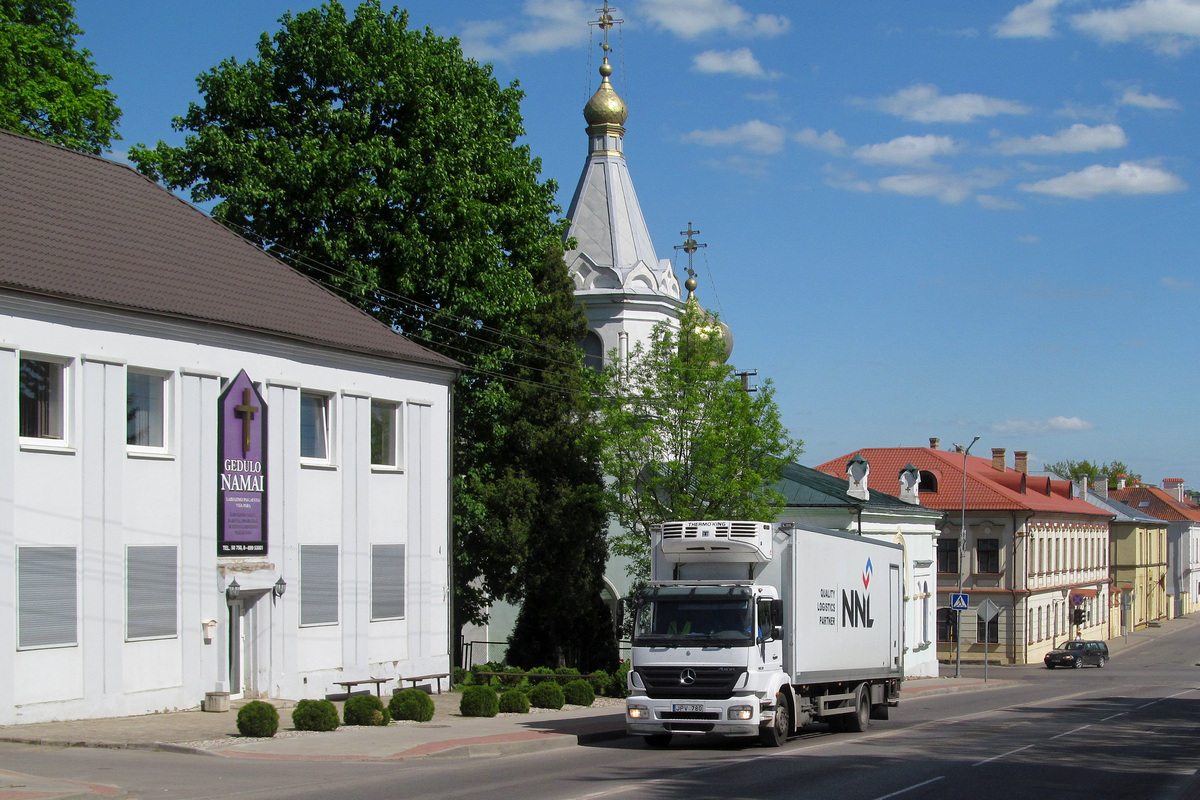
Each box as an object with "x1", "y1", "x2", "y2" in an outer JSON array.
[{"x1": 1085, "y1": 486, "x2": 1169, "y2": 635}]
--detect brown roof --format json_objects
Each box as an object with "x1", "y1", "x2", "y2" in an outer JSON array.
[
  {"x1": 1110, "y1": 486, "x2": 1200, "y2": 523},
  {"x1": 816, "y1": 447, "x2": 1111, "y2": 519},
  {"x1": 0, "y1": 129, "x2": 458, "y2": 372}
]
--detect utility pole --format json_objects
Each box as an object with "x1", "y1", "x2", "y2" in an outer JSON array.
[
  {"x1": 734, "y1": 370, "x2": 758, "y2": 393},
  {"x1": 954, "y1": 435, "x2": 980, "y2": 679}
]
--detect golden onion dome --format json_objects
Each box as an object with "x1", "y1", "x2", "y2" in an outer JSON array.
[{"x1": 584, "y1": 60, "x2": 628, "y2": 127}]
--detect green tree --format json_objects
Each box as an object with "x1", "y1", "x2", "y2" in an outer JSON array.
[
  {"x1": 503, "y1": 243, "x2": 616, "y2": 674},
  {"x1": 0, "y1": 0, "x2": 120, "y2": 153},
  {"x1": 1044, "y1": 459, "x2": 1142, "y2": 489},
  {"x1": 595, "y1": 303, "x2": 803, "y2": 583},
  {"x1": 129, "y1": 1, "x2": 569, "y2": 629}
]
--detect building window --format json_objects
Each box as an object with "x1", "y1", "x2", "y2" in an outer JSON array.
[
  {"x1": 17, "y1": 546, "x2": 77, "y2": 649},
  {"x1": 300, "y1": 391, "x2": 330, "y2": 461},
  {"x1": 370, "y1": 400, "x2": 400, "y2": 467},
  {"x1": 919, "y1": 470, "x2": 938, "y2": 492},
  {"x1": 300, "y1": 544, "x2": 338, "y2": 626},
  {"x1": 937, "y1": 607, "x2": 956, "y2": 642},
  {"x1": 126, "y1": 546, "x2": 177, "y2": 640},
  {"x1": 937, "y1": 537, "x2": 959, "y2": 574},
  {"x1": 371, "y1": 544, "x2": 406, "y2": 620},
  {"x1": 977, "y1": 539, "x2": 1000, "y2": 574},
  {"x1": 127, "y1": 370, "x2": 167, "y2": 449},
  {"x1": 19, "y1": 357, "x2": 65, "y2": 440},
  {"x1": 579, "y1": 331, "x2": 604, "y2": 373},
  {"x1": 922, "y1": 582, "x2": 930, "y2": 643},
  {"x1": 978, "y1": 611, "x2": 999, "y2": 643}
]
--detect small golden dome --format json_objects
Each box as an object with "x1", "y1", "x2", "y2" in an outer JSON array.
[{"x1": 584, "y1": 59, "x2": 628, "y2": 127}]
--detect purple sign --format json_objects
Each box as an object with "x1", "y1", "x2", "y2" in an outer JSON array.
[{"x1": 218, "y1": 370, "x2": 267, "y2": 556}]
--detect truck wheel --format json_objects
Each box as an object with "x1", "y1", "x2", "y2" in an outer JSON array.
[
  {"x1": 846, "y1": 685, "x2": 870, "y2": 733},
  {"x1": 760, "y1": 691, "x2": 789, "y2": 747},
  {"x1": 644, "y1": 734, "x2": 672, "y2": 748}
]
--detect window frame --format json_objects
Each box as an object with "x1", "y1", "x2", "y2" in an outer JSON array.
[
  {"x1": 17, "y1": 546, "x2": 78, "y2": 650},
  {"x1": 369, "y1": 399, "x2": 403, "y2": 470},
  {"x1": 18, "y1": 354, "x2": 69, "y2": 446},
  {"x1": 936, "y1": 607, "x2": 956, "y2": 643},
  {"x1": 126, "y1": 368, "x2": 170, "y2": 454},
  {"x1": 978, "y1": 612, "x2": 999, "y2": 643},
  {"x1": 300, "y1": 544, "x2": 339, "y2": 626},
  {"x1": 299, "y1": 390, "x2": 333, "y2": 465},
  {"x1": 936, "y1": 536, "x2": 959, "y2": 575},
  {"x1": 976, "y1": 538, "x2": 1001, "y2": 575},
  {"x1": 370, "y1": 543, "x2": 406, "y2": 620},
  {"x1": 125, "y1": 545, "x2": 179, "y2": 641}
]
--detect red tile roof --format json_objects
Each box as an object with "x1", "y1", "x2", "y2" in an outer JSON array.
[
  {"x1": 816, "y1": 447, "x2": 1111, "y2": 519},
  {"x1": 1109, "y1": 486, "x2": 1200, "y2": 523},
  {"x1": 0, "y1": 129, "x2": 458, "y2": 370}
]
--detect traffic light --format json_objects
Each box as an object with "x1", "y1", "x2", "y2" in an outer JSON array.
[{"x1": 1071, "y1": 607, "x2": 1085, "y2": 625}]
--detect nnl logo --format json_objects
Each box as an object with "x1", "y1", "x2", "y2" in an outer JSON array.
[{"x1": 841, "y1": 558, "x2": 875, "y2": 628}]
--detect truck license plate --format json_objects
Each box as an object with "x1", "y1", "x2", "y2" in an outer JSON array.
[{"x1": 673, "y1": 704, "x2": 704, "y2": 713}]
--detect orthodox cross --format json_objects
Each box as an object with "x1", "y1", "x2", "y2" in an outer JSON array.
[
  {"x1": 674, "y1": 222, "x2": 707, "y2": 291},
  {"x1": 234, "y1": 387, "x2": 259, "y2": 455},
  {"x1": 590, "y1": 2, "x2": 622, "y2": 60}
]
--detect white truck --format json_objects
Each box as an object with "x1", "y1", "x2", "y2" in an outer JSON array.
[{"x1": 624, "y1": 520, "x2": 904, "y2": 747}]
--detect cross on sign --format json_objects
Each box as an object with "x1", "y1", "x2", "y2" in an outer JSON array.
[{"x1": 234, "y1": 387, "x2": 259, "y2": 455}]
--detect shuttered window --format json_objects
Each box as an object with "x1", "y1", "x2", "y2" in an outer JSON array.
[
  {"x1": 18, "y1": 546, "x2": 77, "y2": 649},
  {"x1": 300, "y1": 544, "x2": 338, "y2": 626},
  {"x1": 126, "y1": 546, "x2": 178, "y2": 640},
  {"x1": 371, "y1": 544, "x2": 405, "y2": 620}
]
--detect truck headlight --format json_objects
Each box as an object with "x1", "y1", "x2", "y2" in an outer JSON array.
[
  {"x1": 627, "y1": 705, "x2": 649, "y2": 719},
  {"x1": 728, "y1": 705, "x2": 755, "y2": 721}
]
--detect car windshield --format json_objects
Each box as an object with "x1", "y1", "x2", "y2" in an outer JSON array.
[
  {"x1": 1062, "y1": 642, "x2": 1085, "y2": 651},
  {"x1": 632, "y1": 587, "x2": 754, "y2": 647}
]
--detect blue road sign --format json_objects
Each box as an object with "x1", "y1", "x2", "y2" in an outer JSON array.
[{"x1": 950, "y1": 593, "x2": 969, "y2": 611}]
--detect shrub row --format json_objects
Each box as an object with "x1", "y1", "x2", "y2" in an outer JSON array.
[
  {"x1": 458, "y1": 678, "x2": 597, "y2": 717},
  {"x1": 237, "y1": 690, "x2": 434, "y2": 739},
  {"x1": 457, "y1": 662, "x2": 629, "y2": 699}
]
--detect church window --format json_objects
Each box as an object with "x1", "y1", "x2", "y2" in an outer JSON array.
[
  {"x1": 19, "y1": 356, "x2": 66, "y2": 441},
  {"x1": 919, "y1": 470, "x2": 938, "y2": 492},
  {"x1": 127, "y1": 370, "x2": 167, "y2": 450},
  {"x1": 17, "y1": 546, "x2": 77, "y2": 649},
  {"x1": 580, "y1": 331, "x2": 604, "y2": 373},
  {"x1": 370, "y1": 400, "x2": 401, "y2": 468},
  {"x1": 126, "y1": 546, "x2": 177, "y2": 640},
  {"x1": 300, "y1": 391, "x2": 331, "y2": 462},
  {"x1": 370, "y1": 544, "x2": 406, "y2": 620},
  {"x1": 300, "y1": 544, "x2": 339, "y2": 626}
]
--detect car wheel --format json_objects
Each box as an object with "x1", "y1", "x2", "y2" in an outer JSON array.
[
  {"x1": 1073, "y1": 659, "x2": 1083, "y2": 669},
  {"x1": 760, "y1": 691, "x2": 789, "y2": 747},
  {"x1": 1097, "y1": 657, "x2": 1105, "y2": 668}
]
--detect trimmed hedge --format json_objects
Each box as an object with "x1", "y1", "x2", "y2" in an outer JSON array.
[
  {"x1": 528, "y1": 681, "x2": 565, "y2": 710},
  {"x1": 460, "y1": 685, "x2": 500, "y2": 717},
  {"x1": 563, "y1": 679, "x2": 595, "y2": 707},
  {"x1": 344, "y1": 694, "x2": 391, "y2": 726},
  {"x1": 498, "y1": 689, "x2": 531, "y2": 714},
  {"x1": 389, "y1": 688, "x2": 435, "y2": 722},
  {"x1": 236, "y1": 700, "x2": 279, "y2": 738},
  {"x1": 292, "y1": 698, "x2": 340, "y2": 732}
]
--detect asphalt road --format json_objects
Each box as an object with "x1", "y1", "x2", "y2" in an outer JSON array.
[{"x1": 4, "y1": 626, "x2": 1199, "y2": 800}]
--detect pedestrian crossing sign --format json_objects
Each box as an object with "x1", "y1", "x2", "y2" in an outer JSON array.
[{"x1": 950, "y1": 593, "x2": 969, "y2": 611}]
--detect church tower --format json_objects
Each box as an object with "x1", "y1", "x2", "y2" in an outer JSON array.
[{"x1": 565, "y1": 4, "x2": 684, "y2": 368}]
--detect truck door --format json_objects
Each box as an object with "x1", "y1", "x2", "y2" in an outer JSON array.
[{"x1": 889, "y1": 564, "x2": 902, "y2": 671}]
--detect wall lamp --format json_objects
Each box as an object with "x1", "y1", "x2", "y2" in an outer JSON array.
[
  {"x1": 273, "y1": 577, "x2": 287, "y2": 598},
  {"x1": 225, "y1": 577, "x2": 241, "y2": 602}
]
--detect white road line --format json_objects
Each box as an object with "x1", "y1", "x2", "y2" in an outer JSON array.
[
  {"x1": 1050, "y1": 725, "x2": 1090, "y2": 740},
  {"x1": 1101, "y1": 712, "x2": 1126, "y2": 721},
  {"x1": 871, "y1": 776, "x2": 945, "y2": 800},
  {"x1": 973, "y1": 744, "x2": 1034, "y2": 766},
  {"x1": 1137, "y1": 701, "x2": 1159, "y2": 709}
]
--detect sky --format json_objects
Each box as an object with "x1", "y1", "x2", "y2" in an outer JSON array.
[{"x1": 74, "y1": 0, "x2": 1199, "y2": 489}]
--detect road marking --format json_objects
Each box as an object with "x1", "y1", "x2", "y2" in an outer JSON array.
[
  {"x1": 1137, "y1": 701, "x2": 1159, "y2": 709},
  {"x1": 870, "y1": 776, "x2": 945, "y2": 799},
  {"x1": 1050, "y1": 725, "x2": 1090, "y2": 740},
  {"x1": 1101, "y1": 712, "x2": 1126, "y2": 721},
  {"x1": 973, "y1": 744, "x2": 1033, "y2": 766}
]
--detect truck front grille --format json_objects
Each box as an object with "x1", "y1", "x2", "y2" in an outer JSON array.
[{"x1": 637, "y1": 666, "x2": 746, "y2": 699}]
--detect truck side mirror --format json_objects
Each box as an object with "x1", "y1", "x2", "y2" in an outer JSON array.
[{"x1": 772, "y1": 625, "x2": 784, "y2": 640}]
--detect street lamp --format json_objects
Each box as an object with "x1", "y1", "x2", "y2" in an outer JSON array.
[{"x1": 954, "y1": 436, "x2": 980, "y2": 678}]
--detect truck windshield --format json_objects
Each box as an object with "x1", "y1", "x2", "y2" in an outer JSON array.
[{"x1": 632, "y1": 588, "x2": 755, "y2": 646}]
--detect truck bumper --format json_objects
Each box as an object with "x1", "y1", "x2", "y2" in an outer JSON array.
[{"x1": 625, "y1": 695, "x2": 767, "y2": 738}]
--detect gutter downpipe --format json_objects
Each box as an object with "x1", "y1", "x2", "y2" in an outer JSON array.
[
  {"x1": 1013, "y1": 512, "x2": 1034, "y2": 665},
  {"x1": 447, "y1": 381, "x2": 457, "y2": 674}
]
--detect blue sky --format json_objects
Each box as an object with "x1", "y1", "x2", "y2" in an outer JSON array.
[{"x1": 76, "y1": 0, "x2": 1199, "y2": 488}]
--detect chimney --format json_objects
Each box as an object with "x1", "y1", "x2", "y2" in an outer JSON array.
[
  {"x1": 929, "y1": 437, "x2": 940, "y2": 450},
  {"x1": 1117, "y1": 473, "x2": 1127, "y2": 490},
  {"x1": 898, "y1": 464, "x2": 920, "y2": 505},
  {"x1": 1163, "y1": 478, "x2": 1185, "y2": 502},
  {"x1": 1095, "y1": 475, "x2": 1108, "y2": 499},
  {"x1": 1014, "y1": 450, "x2": 1029, "y2": 475},
  {"x1": 846, "y1": 454, "x2": 870, "y2": 501},
  {"x1": 991, "y1": 447, "x2": 1006, "y2": 472},
  {"x1": 1074, "y1": 475, "x2": 1088, "y2": 500}
]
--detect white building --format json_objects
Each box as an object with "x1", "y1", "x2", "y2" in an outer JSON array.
[{"x1": 0, "y1": 129, "x2": 458, "y2": 724}]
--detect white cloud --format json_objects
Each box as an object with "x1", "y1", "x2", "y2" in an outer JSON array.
[
  {"x1": 995, "y1": 0, "x2": 1064, "y2": 38},
  {"x1": 795, "y1": 128, "x2": 847, "y2": 154},
  {"x1": 1071, "y1": 0, "x2": 1200, "y2": 55},
  {"x1": 1017, "y1": 233, "x2": 1042, "y2": 242},
  {"x1": 1118, "y1": 87, "x2": 1183, "y2": 109},
  {"x1": 458, "y1": 1, "x2": 591, "y2": 61},
  {"x1": 978, "y1": 194, "x2": 1024, "y2": 210},
  {"x1": 639, "y1": 0, "x2": 790, "y2": 38},
  {"x1": 992, "y1": 416, "x2": 1095, "y2": 434},
  {"x1": 995, "y1": 123, "x2": 1128, "y2": 155},
  {"x1": 693, "y1": 48, "x2": 778, "y2": 78},
  {"x1": 854, "y1": 134, "x2": 959, "y2": 166},
  {"x1": 1161, "y1": 275, "x2": 1200, "y2": 291},
  {"x1": 869, "y1": 84, "x2": 1031, "y2": 123},
  {"x1": 826, "y1": 167, "x2": 1005, "y2": 204},
  {"x1": 683, "y1": 120, "x2": 787, "y2": 154},
  {"x1": 1019, "y1": 161, "x2": 1186, "y2": 198}
]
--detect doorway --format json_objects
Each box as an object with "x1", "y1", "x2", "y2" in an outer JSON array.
[{"x1": 228, "y1": 589, "x2": 268, "y2": 698}]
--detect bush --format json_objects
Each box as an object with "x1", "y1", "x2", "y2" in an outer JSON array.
[
  {"x1": 452, "y1": 666, "x2": 471, "y2": 686},
  {"x1": 524, "y1": 666, "x2": 556, "y2": 685},
  {"x1": 343, "y1": 694, "x2": 391, "y2": 726},
  {"x1": 612, "y1": 661, "x2": 631, "y2": 698},
  {"x1": 528, "y1": 681, "x2": 565, "y2": 710},
  {"x1": 554, "y1": 667, "x2": 581, "y2": 685},
  {"x1": 389, "y1": 688, "x2": 435, "y2": 722},
  {"x1": 460, "y1": 685, "x2": 500, "y2": 717},
  {"x1": 236, "y1": 700, "x2": 279, "y2": 738},
  {"x1": 291, "y1": 699, "x2": 339, "y2": 732},
  {"x1": 586, "y1": 671, "x2": 611, "y2": 696},
  {"x1": 498, "y1": 689, "x2": 530, "y2": 714},
  {"x1": 563, "y1": 679, "x2": 595, "y2": 707}
]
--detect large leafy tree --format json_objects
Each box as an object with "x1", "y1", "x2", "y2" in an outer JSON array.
[
  {"x1": 129, "y1": 2, "x2": 574, "y2": 631},
  {"x1": 595, "y1": 303, "x2": 803, "y2": 583},
  {"x1": 1045, "y1": 459, "x2": 1142, "y2": 489},
  {"x1": 502, "y1": 243, "x2": 616, "y2": 673},
  {"x1": 0, "y1": 0, "x2": 121, "y2": 153}
]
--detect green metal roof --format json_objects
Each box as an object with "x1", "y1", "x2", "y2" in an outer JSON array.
[{"x1": 776, "y1": 461, "x2": 932, "y2": 512}]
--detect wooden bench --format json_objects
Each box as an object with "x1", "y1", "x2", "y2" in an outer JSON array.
[
  {"x1": 401, "y1": 673, "x2": 449, "y2": 694},
  {"x1": 333, "y1": 677, "x2": 392, "y2": 698}
]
